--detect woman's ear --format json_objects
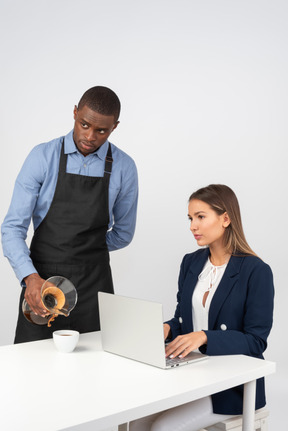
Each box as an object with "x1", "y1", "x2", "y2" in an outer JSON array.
[{"x1": 222, "y1": 212, "x2": 231, "y2": 228}]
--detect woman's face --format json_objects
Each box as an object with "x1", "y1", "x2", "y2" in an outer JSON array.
[{"x1": 188, "y1": 199, "x2": 230, "y2": 248}]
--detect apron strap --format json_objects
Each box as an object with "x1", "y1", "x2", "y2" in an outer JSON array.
[
  {"x1": 58, "y1": 138, "x2": 67, "y2": 175},
  {"x1": 104, "y1": 143, "x2": 113, "y2": 178}
]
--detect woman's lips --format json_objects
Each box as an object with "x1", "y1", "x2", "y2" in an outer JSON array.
[{"x1": 194, "y1": 235, "x2": 202, "y2": 240}]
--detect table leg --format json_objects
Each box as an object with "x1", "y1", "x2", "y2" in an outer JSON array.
[
  {"x1": 242, "y1": 380, "x2": 256, "y2": 431},
  {"x1": 118, "y1": 424, "x2": 128, "y2": 431}
]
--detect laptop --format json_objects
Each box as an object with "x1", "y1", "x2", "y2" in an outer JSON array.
[{"x1": 98, "y1": 292, "x2": 208, "y2": 369}]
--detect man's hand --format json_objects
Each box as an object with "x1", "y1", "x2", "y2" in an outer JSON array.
[
  {"x1": 165, "y1": 331, "x2": 207, "y2": 359},
  {"x1": 24, "y1": 273, "x2": 47, "y2": 317}
]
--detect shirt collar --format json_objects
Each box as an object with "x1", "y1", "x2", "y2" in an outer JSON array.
[{"x1": 64, "y1": 130, "x2": 109, "y2": 160}]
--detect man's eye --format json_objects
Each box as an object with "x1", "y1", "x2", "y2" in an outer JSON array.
[
  {"x1": 98, "y1": 130, "x2": 105, "y2": 134},
  {"x1": 81, "y1": 123, "x2": 88, "y2": 129}
]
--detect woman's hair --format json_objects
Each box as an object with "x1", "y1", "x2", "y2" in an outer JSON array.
[{"x1": 189, "y1": 184, "x2": 257, "y2": 257}]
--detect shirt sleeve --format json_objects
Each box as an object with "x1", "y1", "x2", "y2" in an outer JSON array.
[
  {"x1": 1, "y1": 145, "x2": 46, "y2": 283},
  {"x1": 106, "y1": 157, "x2": 138, "y2": 251}
]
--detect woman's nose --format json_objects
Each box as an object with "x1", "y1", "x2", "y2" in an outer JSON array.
[{"x1": 190, "y1": 221, "x2": 197, "y2": 232}]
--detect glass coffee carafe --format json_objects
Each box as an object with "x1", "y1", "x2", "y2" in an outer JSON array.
[{"x1": 22, "y1": 276, "x2": 77, "y2": 327}]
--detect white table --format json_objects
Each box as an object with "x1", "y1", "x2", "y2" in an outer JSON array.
[{"x1": 0, "y1": 332, "x2": 275, "y2": 431}]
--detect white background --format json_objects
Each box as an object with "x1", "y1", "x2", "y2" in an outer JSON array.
[{"x1": 0, "y1": 0, "x2": 287, "y2": 429}]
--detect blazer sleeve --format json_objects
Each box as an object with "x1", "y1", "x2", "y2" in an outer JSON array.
[{"x1": 200, "y1": 260, "x2": 274, "y2": 357}]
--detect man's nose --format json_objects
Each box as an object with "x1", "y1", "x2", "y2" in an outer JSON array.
[{"x1": 85, "y1": 129, "x2": 97, "y2": 141}]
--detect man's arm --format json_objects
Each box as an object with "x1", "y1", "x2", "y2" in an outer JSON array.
[
  {"x1": 1, "y1": 146, "x2": 45, "y2": 283},
  {"x1": 106, "y1": 158, "x2": 138, "y2": 251}
]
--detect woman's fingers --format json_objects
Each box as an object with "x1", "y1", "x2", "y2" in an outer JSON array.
[
  {"x1": 165, "y1": 336, "x2": 190, "y2": 358},
  {"x1": 165, "y1": 332, "x2": 207, "y2": 358}
]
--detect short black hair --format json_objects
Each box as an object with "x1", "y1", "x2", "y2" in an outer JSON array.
[{"x1": 77, "y1": 86, "x2": 121, "y2": 121}]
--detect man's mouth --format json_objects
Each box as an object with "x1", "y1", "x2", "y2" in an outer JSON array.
[{"x1": 81, "y1": 141, "x2": 94, "y2": 149}]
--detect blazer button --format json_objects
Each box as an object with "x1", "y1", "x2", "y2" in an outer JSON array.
[
  {"x1": 220, "y1": 324, "x2": 227, "y2": 331},
  {"x1": 179, "y1": 317, "x2": 183, "y2": 323}
]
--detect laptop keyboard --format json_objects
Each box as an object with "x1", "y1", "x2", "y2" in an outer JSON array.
[{"x1": 166, "y1": 356, "x2": 190, "y2": 367}]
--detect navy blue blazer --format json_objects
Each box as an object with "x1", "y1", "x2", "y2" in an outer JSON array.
[{"x1": 166, "y1": 248, "x2": 274, "y2": 415}]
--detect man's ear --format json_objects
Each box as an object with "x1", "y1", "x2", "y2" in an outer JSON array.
[
  {"x1": 73, "y1": 105, "x2": 78, "y2": 120},
  {"x1": 112, "y1": 121, "x2": 120, "y2": 132}
]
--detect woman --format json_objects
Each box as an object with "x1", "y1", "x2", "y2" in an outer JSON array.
[{"x1": 130, "y1": 184, "x2": 274, "y2": 431}]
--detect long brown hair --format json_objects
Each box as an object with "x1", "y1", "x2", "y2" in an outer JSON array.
[{"x1": 189, "y1": 184, "x2": 257, "y2": 257}]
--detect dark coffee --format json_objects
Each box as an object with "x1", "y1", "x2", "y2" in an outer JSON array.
[
  {"x1": 59, "y1": 334, "x2": 72, "y2": 336},
  {"x1": 43, "y1": 293, "x2": 57, "y2": 308}
]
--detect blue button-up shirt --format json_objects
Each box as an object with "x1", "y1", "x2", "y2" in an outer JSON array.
[{"x1": 1, "y1": 130, "x2": 138, "y2": 282}]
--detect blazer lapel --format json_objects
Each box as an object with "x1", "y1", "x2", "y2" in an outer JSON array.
[{"x1": 208, "y1": 255, "x2": 244, "y2": 329}]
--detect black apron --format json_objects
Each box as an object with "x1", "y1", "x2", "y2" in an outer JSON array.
[{"x1": 15, "y1": 139, "x2": 114, "y2": 343}]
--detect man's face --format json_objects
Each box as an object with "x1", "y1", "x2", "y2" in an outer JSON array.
[{"x1": 73, "y1": 105, "x2": 119, "y2": 156}]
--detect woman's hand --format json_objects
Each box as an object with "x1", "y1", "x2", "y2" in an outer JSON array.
[
  {"x1": 165, "y1": 331, "x2": 207, "y2": 358},
  {"x1": 163, "y1": 323, "x2": 171, "y2": 341}
]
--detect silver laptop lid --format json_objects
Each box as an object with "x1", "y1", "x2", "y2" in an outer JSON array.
[{"x1": 98, "y1": 292, "x2": 167, "y2": 368}]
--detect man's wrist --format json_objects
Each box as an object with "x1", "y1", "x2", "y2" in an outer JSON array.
[{"x1": 23, "y1": 273, "x2": 39, "y2": 285}]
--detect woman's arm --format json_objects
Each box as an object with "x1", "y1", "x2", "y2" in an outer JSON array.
[{"x1": 201, "y1": 261, "x2": 274, "y2": 357}]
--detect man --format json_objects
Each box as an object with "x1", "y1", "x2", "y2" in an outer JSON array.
[{"x1": 1, "y1": 86, "x2": 138, "y2": 343}]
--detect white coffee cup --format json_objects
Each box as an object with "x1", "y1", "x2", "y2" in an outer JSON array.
[{"x1": 53, "y1": 330, "x2": 79, "y2": 353}]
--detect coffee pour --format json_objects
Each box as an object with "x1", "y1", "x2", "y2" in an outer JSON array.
[{"x1": 22, "y1": 276, "x2": 78, "y2": 326}]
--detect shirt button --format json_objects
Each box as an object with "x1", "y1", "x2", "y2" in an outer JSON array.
[
  {"x1": 220, "y1": 324, "x2": 227, "y2": 331},
  {"x1": 179, "y1": 317, "x2": 183, "y2": 323}
]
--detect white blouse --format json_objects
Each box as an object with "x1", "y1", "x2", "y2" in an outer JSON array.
[{"x1": 192, "y1": 258, "x2": 227, "y2": 333}]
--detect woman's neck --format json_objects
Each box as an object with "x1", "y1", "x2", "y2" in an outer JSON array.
[{"x1": 209, "y1": 246, "x2": 231, "y2": 266}]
